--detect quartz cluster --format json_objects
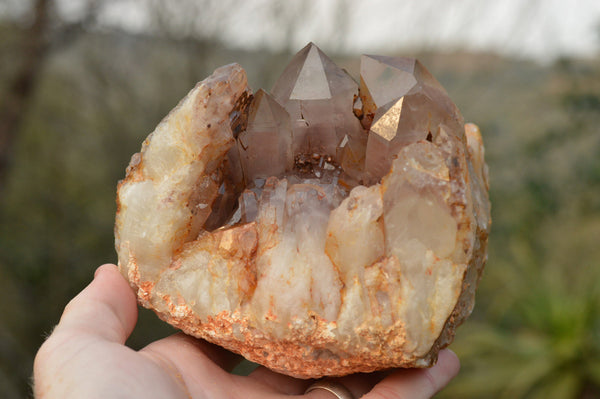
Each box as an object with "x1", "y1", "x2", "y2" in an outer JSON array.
[{"x1": 115, "y1": 43, "x2": 491, "y2": 378}]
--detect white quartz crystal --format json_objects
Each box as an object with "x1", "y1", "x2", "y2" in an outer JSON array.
[{"x1": 115, "y1": 45, "x2": 491, "y2": 378}]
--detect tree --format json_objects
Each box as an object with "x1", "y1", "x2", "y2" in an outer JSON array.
[{"x1": 0, "y1": 0, "x2": 102, "y2": 195}]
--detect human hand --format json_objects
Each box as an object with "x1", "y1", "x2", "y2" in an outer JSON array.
[{"x1": 33, "y1": 264, "x2": 460, "y2": 399}]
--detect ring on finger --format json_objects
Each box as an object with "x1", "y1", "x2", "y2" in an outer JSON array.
[{"x1": 305, "y1": 379, "x2": 355, "y2": 399}]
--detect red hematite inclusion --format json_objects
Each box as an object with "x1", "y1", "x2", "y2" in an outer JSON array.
[{"x1": 115, "y1": 42, "x2": 491, "y2": 378}]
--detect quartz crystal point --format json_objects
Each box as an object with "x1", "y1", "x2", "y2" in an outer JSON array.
[
  {"x1": 237, "y1": 89, "x2": 294, "y2": 185},
  {"x1": 272, "y1": 42, "x2": 365, "y2": 178},
  {"x1": 359, "y1": 55, "x2": 462, "y2": 126},
  {"x1": 360, "y1": 55, "x2": 464, "y2": 183},
  {"x1": 115, "y1": 46, "x2": 491, "y2": 379}
]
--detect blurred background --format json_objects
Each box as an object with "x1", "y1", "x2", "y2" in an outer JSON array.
[{"x1": 1, "y1": 0, "x2": 599, "y2": 397}]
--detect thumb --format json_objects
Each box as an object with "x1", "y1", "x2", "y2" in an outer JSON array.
[{"x1": 55, "y1": 263, "x2": 138, "y2": 344}]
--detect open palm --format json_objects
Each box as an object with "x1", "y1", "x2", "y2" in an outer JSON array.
[{"x1": 33, "y1": 264, "x2": 459, "y2": 399}]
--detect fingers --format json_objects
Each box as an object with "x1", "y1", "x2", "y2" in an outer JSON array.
[
  {"x1": 363, "y1": 349, "x2": 460, "y2": 399},
  {"x1": 301, "y1": 374, "x2": 385, "y2": 399},
  {"x1": 139, "y1": 333, "x2": 253, "y2": 398},
  {"x1": 247, "y1": 365, "x2": 312, "y2": 395},
  {"x1": 54, "y1": 263, "x2": 138, "y2": 344},
  {"x1": 142, "y1": 333, "x2": 243, "y2": 373},
  {"x1": 246, "y1": 368, "x2": 377, "y2": 397},
  {"x1": 302, "y1": 350, "x2": 459, "y2": 399}
]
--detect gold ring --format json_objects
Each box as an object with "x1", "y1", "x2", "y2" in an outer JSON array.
[{"x1": 305, "y1": 379, "x2": 355, "y2": 399}]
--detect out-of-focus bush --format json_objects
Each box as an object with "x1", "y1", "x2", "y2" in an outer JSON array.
[
  {"x1": 0, "y1": 16, "x2": 599, "y2": 399},
  {"x1": 0, "y1": 25, "x2": 290, "y2": 396},
  {"x1": 437, "y1": 56, "x2": 600, "y2": 398}
]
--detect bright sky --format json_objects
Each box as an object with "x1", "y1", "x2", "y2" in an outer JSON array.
[
  {"x1": 5, "y1": 0, "x2": 600, "y2": 61},
  {"x1": 192, "y1": 0, "x2": 600, "y2": 62}
]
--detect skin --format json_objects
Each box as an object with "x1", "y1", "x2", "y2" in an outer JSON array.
[{"x1": 33, "y1": 264, "x2": 460, "y2": 399}]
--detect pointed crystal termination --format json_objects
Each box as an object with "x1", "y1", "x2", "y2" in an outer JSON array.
[
  {"x1": 361, "y1": 55, "x2": 465, "y2": 183},
  {"x1": 359, "y1": 55, "x2": 418, "y2": 128},
  {"x1": 116, "y1": 49, "x2": 490, "y2": 379},
  {"x1": 237, "y1": 89, "x2": 294, "y2": 186},
  {"x1": 365, "y1": 92, "x2": 454, "y2": 181},
  {"x1": 271, "y1": 42, "x2": 365, "y2": 172},
  {"x1": 359, "y1": 55, "x2": 462, "y2": 128}
]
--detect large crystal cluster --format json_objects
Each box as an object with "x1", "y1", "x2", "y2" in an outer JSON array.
[{"x1": 115, "y1": 43, "x2": 491, "y2": 378}]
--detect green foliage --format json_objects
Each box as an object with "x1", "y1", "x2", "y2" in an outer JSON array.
[
  {"x1": 0, "y1": 30, "x2": 291, "y2": 397},
  {"x1": 442, "y1": 263, "x2": 600, "y2": 398},
  {"x1": 438, "y1": 56, "x2": 600, "y2": 399},
  {"x1": 0, "y1": 26, "x2": 599, "y2": 399}
]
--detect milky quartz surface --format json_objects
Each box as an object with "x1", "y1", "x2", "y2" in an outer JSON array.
[{"x1": 115, "y1": 43, "x2": 491, "y2": 378}]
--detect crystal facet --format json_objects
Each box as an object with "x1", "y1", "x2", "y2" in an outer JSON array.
[
  {"x1": 237, "y1": 89, "x2": 293, "y2": 185},
  {"x1": 361, "y1": 56, "x2": 464, "y2": 183},
  {"x1": 115, "y1": 46, "x2": 491, "y2": 379},
  {"x1": 360, "y1": 55, "x2": 419, "y2": 124},
  {"x1": 272, "y1": 43, "x2": 365, "y2": 170},
  {"x1": 359, "y1": 55, "x2": 462, "y2": 127}
]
